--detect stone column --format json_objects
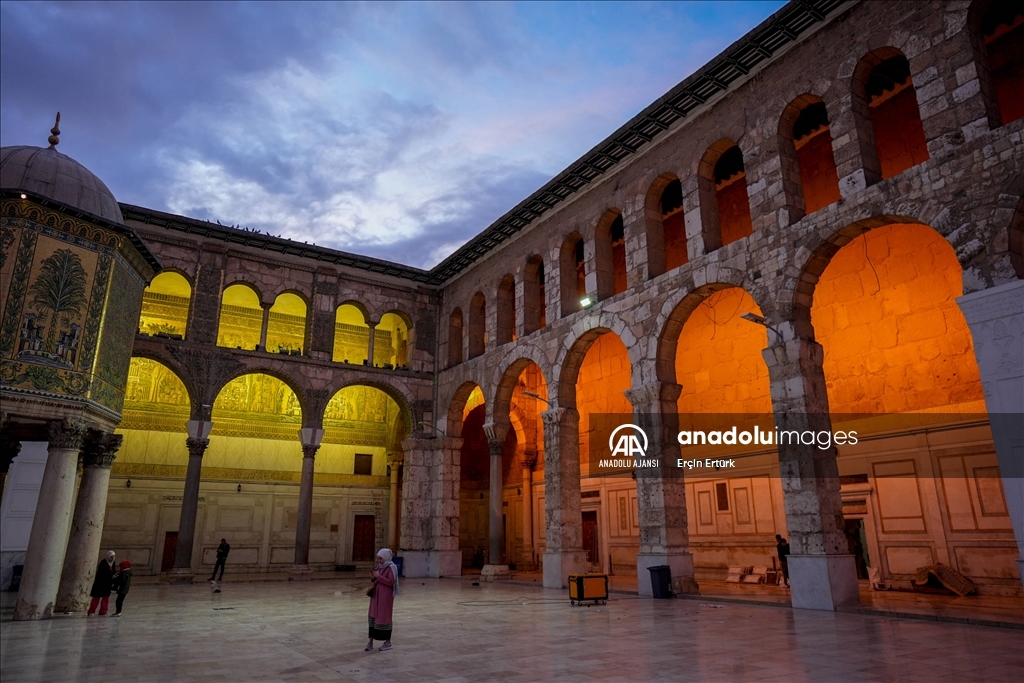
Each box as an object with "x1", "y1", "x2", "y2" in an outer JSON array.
[
  {"x1": 387, "y1": 452, "x2": 402, "y2": 549},
  {"x1": 762, "y1": 325, "x2": 859, "y2": 610},
  {"x1": 0, "y1": 415, "x2": 22, "y2": 507},
  {"x1": 367, "y1": 322, "x2": 377, "y2": 365},
  {"x1": 55, "y1": 430, "x2": 122, "y2": 612},
  {"x1": 170, "y1": 420, "x2": 214, "y2": 583},
  {"x1": 957, "y1": 280, "x2": 1024, "y2": 590},
  {"x1": 481, "y1": 422, "x2": 510, "y2": 580},
  {"x1": 520, "y1": 449, "x2": 536, "y2": 569},
  {"x1": 540, "y1": 407, "x2": 587, "y2": 588},
  {"x1": 399, "y1": 436, "x2": 462, "y2": 577},
  {"x1": 291, "y1": 427, "x2": 324, "y2": 580},
  {"x1": 626, "y1": 383, "x2": 699, "y2": 597},
  {"x1": 14, "y1": 419, "x2": 86, "y2": 620},
  {"x1": 259, "y1": 302, "x2": 272, "y2": 351}
]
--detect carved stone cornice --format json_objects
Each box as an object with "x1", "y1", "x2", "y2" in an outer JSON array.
[{"x1": 47, "y1": 419, "x2": 87, "y2": 450}]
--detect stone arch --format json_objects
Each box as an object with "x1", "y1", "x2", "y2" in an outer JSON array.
[
  {"x1": 851, "y1": 47, "x2": 929, "y2": 182},
  {"x1": 125, "y1": 352, "x2": 199, "y2": 421},
  {"x1": 221, "y1": 278, "x2": 265, "y2": 305},
  {"x1": 337, "y1": 299, "x2": 370, "y2": 322},
  {"x1": 376, "y1": 309, "x2": 413, "y2": 367},
  {"x1": 698, "y1": 138, "x2": 752, "y2": 251},
  {"x1": 559, "y1": 231, "x2": 586, "y2": 318},
  {"x1": 448, "y1": 307, "x2": 464, "y2": 366},
  {"x1": 446, "y1": 381, "x2": 484, "y2": 438},
  {"x1": 645, "y1": 172, "x2": 688, "y2": 278},
  {"x1": 325, "y1": 378, "x2": 414, "y2": 444},
  {"x1": 554, "y1": 312, "x2": 637, "y2": 409},
  {"x1": 1010, "y1": 195, "x2": 1024, "y2": 279},
  {"x1": 777, "y1": 94, "x2": 841, "y2": 223},
  {"x1": 212, "y1": 366, "x2": 308, "y2": 422},
  {"x1": 594, "y1": 209, "x2": 625, "y2": 299},
  {"x1": 267, "y1": 282, "x2": 313, "y2": 305},
  {"x1": 967, "y1": 0, "x2": 1024, "y2": 129},
  {"x1": 139, "y1": 269, "x2": 193, "y2": 339},
  {"x1": 266, "y1": 290, "x2": 309, "y2": 355},
  {"x1": 523, "y1": 255, "x2": 546, "y2": 334},
  {"x1": 468, "y1": 292, "x2": 486, "y2": 359},
  {"x1": 653, "y1": 280, "x2": 769, "y2": 385},
  {"x1": 489, "y1": 345, "x2": 553, "y2": 427}
]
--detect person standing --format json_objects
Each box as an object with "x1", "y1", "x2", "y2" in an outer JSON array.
[
  {"x1": 87, "y1": 550, "x2": 116, "y2": 616},
  {"x1": 365, "y1": 548, "x2": 400, "y2": 652},
  {"x1": 775, "y1": 534, "x2": 791, "y2": 588},
  {"x1": 111, "y1": 561, "x2": 133, "y2": 617},
  {"x1": 210, "y1": 538, "x2": 230, "y2": 583}
]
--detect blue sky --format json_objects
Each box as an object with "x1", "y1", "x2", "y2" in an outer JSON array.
[{"x1": 1, "y1": 1, "x2": 786, "y2": 268}]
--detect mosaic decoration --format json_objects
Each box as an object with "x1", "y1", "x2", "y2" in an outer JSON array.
[
  {"x1": 212, "y1": 373, "x2": 302, "y2": 440},
  {"x1": 266, "y1": 311, "x2": 305, "y2": 353},
  {"x1": 333, "y1": 322, "x2": 370, "y2": 363},
  {"x1": 323, "y1": 385, "x2": 400, "y2": 447},
  {"x1": 120, "y1": 357, "x2": 190, "y2": 432},
  {"x1": 217, "y1": 304, "x2": 262, "y2": 349},
  {"x1": 138, "y1": 292, "x2": 189, "y2": 337}
]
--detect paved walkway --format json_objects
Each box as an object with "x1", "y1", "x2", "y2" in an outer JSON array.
[{"x1": 2, "y1": 579, "x2": 1022, "y2": 682}]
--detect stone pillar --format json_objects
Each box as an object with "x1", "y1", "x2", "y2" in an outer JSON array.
[
  {"x1": 762, "y1": 325, "x2": 859, "y2": 610},
  {"x1": 957, "y1": 280, "x2": 1024, "y2": 590},
  {"x1": 520, "y1": 449, "x2": 536, "y2": 569},
  {"x1": 55, "y1": 430, "x2": 122, "y2": 612},
  {"x1": 0, "y1": 415, "x2": 22, "y2": 507},
  {"x1": 259, "y1": 302, "x2": 272, "y2": 351},
  {"x1": 14, "y1": 419, "x2": 86, "y2": 620},
  {"x1": 170, "y1": 420, "x2": 214, "y2": 583},
  {"x1": 625, "y1": 383, "x2": 699, "y2": 597},
  {"x1": 541, "y1": 407, "x2": 587, "y2": 588},
  {"x1": 387, "y1": 452, "x2": 402, "y2": 549},
  {"x1": 399, "y1": 436, "x2": 462, "y2": 577},
  {"x1": 291, "y1": 427, "x2": 324, "y2": 581},
  {"x1": 366, "y1": 323, "x2": 378, "y2": 366},
  {"x1": 481, "y1": 422, "x2": 510, "y2": 580}
]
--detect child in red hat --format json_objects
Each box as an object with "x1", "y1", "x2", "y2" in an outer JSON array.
[{"x1": 111, "y1": 561, "x2": 133, "y2": 617}]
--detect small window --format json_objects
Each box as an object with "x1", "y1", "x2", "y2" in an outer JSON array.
[
  {"x1": 715, "y1": 482, "x2": 730, "y2": 512},
  {"x1": 354, "y1": 453, "x2": 374, "y2": 476}
]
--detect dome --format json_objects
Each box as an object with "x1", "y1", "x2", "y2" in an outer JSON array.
[{"x1": 1, "y1": 144, "x2": 124, "y2": 224}]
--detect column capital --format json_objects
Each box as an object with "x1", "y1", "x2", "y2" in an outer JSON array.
[
  {"x1": 185, "y1": 437, "x2": 210, "y2": 459},
  {"x1": 47, "y1": 419, "x2": 86, "y2": 450},
  {"x1": 522, "y1": 448, "x2": 538, "y2": 469},
  {"x1": 301, "y1": 444, "x2": 319, "y2": 459},
  {"x1": 81, "y1": 430, "x2": 122, "y2": 469},
  {"x1": 482, "y1": 421, "x2": 508, "y2": 452},
  {"x1": 624, "y1": 382, "x2": 682, "y2": 410},
  {"x1": 541, "y1": 406, "x2": 579, "y2": 426},
  {"x1": 387, "y1": 451, "x2": 404, "y2": 466}
]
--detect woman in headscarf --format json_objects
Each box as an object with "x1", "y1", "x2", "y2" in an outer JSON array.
[
  {"x1": 88, "y1": 550, "x2": 116, "y2": 616},
  {"x1": 365, "y1": 548, "x2": 400, "y2": 652}
]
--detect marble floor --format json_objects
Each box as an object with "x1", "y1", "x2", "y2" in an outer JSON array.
[{"x1": 2, "y1": 579, "x2": 1022, "y2": 683}]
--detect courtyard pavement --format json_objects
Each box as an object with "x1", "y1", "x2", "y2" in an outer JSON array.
[{"x1": 1, "y1": 578, "x2": 1022, "y2": 682}]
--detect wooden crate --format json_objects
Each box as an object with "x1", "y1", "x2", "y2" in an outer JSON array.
[{"x1": 569, "y1": 574, "x2": 608, "y2": 605}]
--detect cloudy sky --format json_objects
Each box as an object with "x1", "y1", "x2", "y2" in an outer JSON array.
[{"x1": 1, "y1": 1, "x2": 784, "y2": 269}]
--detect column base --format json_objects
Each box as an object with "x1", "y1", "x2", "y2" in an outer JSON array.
[
  {"x1": 480, "y1": 564, "x2": 511, "y2": 581},
  {"x1": 636, "y1": 552, "x2": 699, "y2": 597},
  {"x1": 400, "y1": 550, "x2": 462, "y2": 578},
  {"x1": 788, "y1": 554, "x2": 860, "y2": 610},
  {"x1": 13, "y1": 597, "x2": 51, "y2": 621},
  {"x1": 542, "y1": 551, "x2": 588, "y2": 589},
  {"x1": 288, "y1": 565, "x2": 314, "y2": 581},
  {"x1": 166, "y1": 568, "x2": 195, "y2": 584}
]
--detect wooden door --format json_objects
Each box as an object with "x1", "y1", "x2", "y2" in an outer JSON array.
[
  {"x1": 352, "y1": 515, "x2": 376, "y2": 562},
  {"x1": 582, "y1": 511, "x2": 599, "y2": 565},
  {"x1": 161, "y1": 532, "x2": 178, "y2": 572}
]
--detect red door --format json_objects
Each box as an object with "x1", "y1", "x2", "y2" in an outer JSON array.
[
  {"x1": 161, "y1": 532, "x2": 178, "y2": 572},
  {"x1": 582, "y1": 511, "x2": 599, "y2": 565},
  {"x1": 353, "y1": 515, "x2": 376, "y2": 562}
]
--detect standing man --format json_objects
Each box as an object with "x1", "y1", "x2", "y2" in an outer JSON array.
[
  {"x1": 210, "y1": 538, "x2": 230, "y2": 583},
  {"x1": 775, "y1": 534, "x2": 791, "y2": 588}
]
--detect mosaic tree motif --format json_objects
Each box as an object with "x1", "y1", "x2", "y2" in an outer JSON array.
[{"x1": 22, "y1": 248, "x2": 88, "y2": 366}]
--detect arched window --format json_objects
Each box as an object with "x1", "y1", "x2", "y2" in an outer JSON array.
[
  {"x1": 661, "y1": 178, "x2": 687, "y2": 271},
  {"x1": 559, "y1": 233, "x2": 586, "y2": 317},
  {"x1": 779, "y1": 96, "x2": 841, "y2": 220},
  {"x1": 375, "y1": 312, "x2": 410, "y2": 367},
  {"x1": 138, "y1": 271, "x2": 191, "y2": 338},
  {"x1": 266, "y1": 292, "x2": 306, "y2": 355},
  {"x1": 217, "y1": 283, "x2": 262, "y2": 350},
  {"x1": 708, "y1": 143, "x2": 753, "y2": 247},
  {"x1": 855, "y1": 50, "x2": 929, "y2": 179},
  {"x1": 972, "y1": 1, "x2": 1024, "y2": 126},
  {"x1": 334, "y1": 303, "x2": 369, "y2": 364},
  {"x1": 468, "y1": 292, "x2": 486, "y2": 359},
  {"x1": 449, "y1": 308, "x2": 464, "y2": 366},
  {"x1": 595, "y1": 210, "x2": 625, "y2": 300},
  {"x1": 496, "y1": 274, "x2": 516, "y2": 345},
  {"x1": 524, "y1": 256, "x2": 545, "y2": 334}
]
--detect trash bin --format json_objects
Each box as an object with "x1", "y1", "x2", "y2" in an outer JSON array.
[
  {"x1": 394, "y1": 556, "x2": 404, "y2": 578},
  {"x1": 648, "y1": 565, "x2": 672, "y2": 599},
  {"x1": 10, "y1": 565, "x2": 24, "y2": 592}
]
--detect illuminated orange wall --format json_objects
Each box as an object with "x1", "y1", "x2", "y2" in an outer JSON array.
[
  {"x1": 872, "y1": 88, "x2": 929, "y2": 178},
  {"x1": 717, "y1": 179, "x2": 753, "y2": 246},
  {"x1": 577, "y1": 332, "x2": 632, "y2": 461},
  {"x1": 812, "y1": 223, "x2": 983, "y2": 413},
  {"x1": 664, "y1": 211, "x2": 688, "y2": 270},
  {"x1": 675, "y1": 288, "x2": 772, "y2": 414},
  {"x1": 796, "y1": 131, "x2": 841, "y2": 213}
]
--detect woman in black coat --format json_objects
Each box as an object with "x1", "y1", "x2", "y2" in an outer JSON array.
[{"x1": 88, "y1": 550, "x2": 116, "y2": 616}]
